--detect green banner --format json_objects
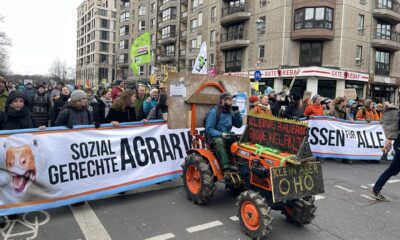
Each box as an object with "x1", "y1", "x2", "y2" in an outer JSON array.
[{"x1": 130, "y1": 32, "x2": 151, "y2": 75}]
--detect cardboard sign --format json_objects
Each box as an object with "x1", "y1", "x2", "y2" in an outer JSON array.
[
  {"x1": 344, "y1": 88, "x2": 357, "y2": 99},
  {"x1": 271, "y1": 162, "x2": 325, "y2": 202},
  {"x1": 247, "y1": 116, "x2": 308, "y2": 154}
]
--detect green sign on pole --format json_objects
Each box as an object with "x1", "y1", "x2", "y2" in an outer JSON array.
[{"x1": 130, "y1": 32, "x2": 151, "y2": 76}]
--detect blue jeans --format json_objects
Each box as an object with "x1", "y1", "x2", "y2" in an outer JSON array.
[{"x1": 373, "y1": 139, "x2": 400, "y2": 193}]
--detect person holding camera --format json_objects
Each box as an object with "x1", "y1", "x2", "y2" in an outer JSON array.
[{"x1": 205, "y1": 92, "x2": 243, "y2": 177}]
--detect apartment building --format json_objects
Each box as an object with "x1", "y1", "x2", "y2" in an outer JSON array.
[
  {"x1": 76, "y1": 0, "x2": 117, "y2": 87},
  {"x1": 115, "y1": 0, "x2": 400, "y2": 103}
]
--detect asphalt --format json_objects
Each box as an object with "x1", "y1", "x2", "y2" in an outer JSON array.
[{"x1": 1, "y1": 159, "x2": 400, "y2": 240}]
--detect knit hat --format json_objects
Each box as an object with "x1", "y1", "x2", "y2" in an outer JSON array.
[
  {"x1": 70, "y1": 90, "x2": 87, "y2": 102},
  {"x1": 249, "y1": 95, "x2": 259, "y2": 103},
  {"x1": 7, "y1": 90, "x2": 28, "y2": 105},
  {"x1": 312, "y1": 95, "x2": 321, "y2": 103}
]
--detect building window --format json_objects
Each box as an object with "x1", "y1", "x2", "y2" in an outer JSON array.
[
  {"x1": 223, "y1": 23, "x2": 244, "y2": 41},
  {"x1": 294, "y1": 7, "x2": 333, "y2": 30},
  {"x1": 197, "y1": 35, "x2": 202, "y2": 48},
  {"x1": 121, "y1": 1, "x2": 129, "y2": 8},
  {"x1": 190, "y1": 19, "x2": 198, "y2": 32},
  {"x1": 162, "y1": 7, "x2": 177, "y2": 21},
  {"x1": 165, "y1": 45, "x2": 175, "y2": 55},
  {"x1": 211, "y1": 7, "x2": 217, "y2": 22},
  {"x1": 119, "y1": 26, "x2": 129, "y2": 36},
  {"x1": 210, "y1": 53, "x2": 215, "y2": 67},
  {"x1": 225, "y1": 49, "x2": 242, "y2": 72},
  {"x1": 355, "y1": 45, "x2": 362, "y2": 66},
  {"x1": 118, "y1": 54, "x2": 128, "y2": 63},
  {"x1": 100, "y1": 31, "x2": 109, "y2": 40},
  {"x1": 120, "y1": 12, "x2": 130, "y2": 22},
  {"x1": 377, "y1": 0, "x2": 394, "y2": 9},
  {"x1": 151, "y1": 34, "x2": 155, "y2": 44},
  {"x1": 260, "y1": 0, "x2": 268, "y2": 7},
  {"x1": 161, "y1": 25, "x2": 176, "y2": 38},
  {"x1": 138, "y1": 20, "x2": 146, "y2": 31},
  {"x1": 119, "y1": 40, "x2": 129, "y2": 49},
  {"x1": 258, "y1": 45, "x2": 265, "y2": 59},
  {"x1": 100, "y1": 54, "x2": 108, "y2": 64},
  {"x1": 139, "y1": 5, "x2": 146, "y2": 16},
  {"x1": 151, "y1": 3, "x2": 156, "y2": 13},
  {"x1": 100, "y1": 42, "x2": 109, "y2": 52},
  {"x1": 318, "y1": 80, "x2": 336, "y2": 99},
  {"x1": 190, "y1": 39, "x2": 197, "y2": 52},
  {"x1": 98, "y1": 9, "x2": 107, "y2": 17},
  {"x1": 376, "y1": 22, "x2": 392, "y2": 40},
  {"x1": 299, "y1": 41, "x2": 323, "y2": 67},
  {"x1": 191, "y1": 0, "x2": 199, "y2": 12},
  {"x1": 259, "y1": 16, "x2": 266, "y2": 34},
  {"x1": 150, "y1": 18, "x2": 156, "y2": 28},
  {"x1": 358, "y1": 14, "x2": 364, "y2": 35},
  {"x1": 210, "y1": 30, "x2": 216, "y2": 46},
  {"x1": 375, "y1": 50, "x2": 390, "y2": 76},
  {"x1": 100, "y1": 19, "x2": 109, "y2": 29},
  {"x1": 198, "y1": 12, "x2": 203, "y2": 27}
]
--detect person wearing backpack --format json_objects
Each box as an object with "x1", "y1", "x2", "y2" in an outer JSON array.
[
  {"x1": 205, "y1": 92, "x2": 243, "y2": 177},
  {"x1": 30, "y1": 84, "x2": 52, "y2": 127},
  {"x1": 55, "y1": 90, "x2": 93, "y2": 128}
]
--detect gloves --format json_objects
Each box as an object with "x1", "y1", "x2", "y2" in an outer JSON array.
[{"x1": 232, "y1": 106, "x2": 239, "y2": 112}]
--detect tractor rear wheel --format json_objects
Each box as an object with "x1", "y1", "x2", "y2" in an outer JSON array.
[
  {"x1": 237, "y1": 191, "x2": 273, "y2": 239},
  {"x1": 282, "y1": 196, "x2": 317, "y2": 226},
  {"x1": 182, "y1": 154, "x2": 216, "y2": 204}
]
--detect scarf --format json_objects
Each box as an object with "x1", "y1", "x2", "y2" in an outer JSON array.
[
  {"x1": 101, "y1": 97, "x2": 112, "y2": 117},
  {"x1": 6, "y1": 106, "x2": 34, "y2": 129}
]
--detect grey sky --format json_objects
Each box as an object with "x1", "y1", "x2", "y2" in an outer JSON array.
[{"x1": 0, "y1": 0, "x2": 83, "y2": 75}]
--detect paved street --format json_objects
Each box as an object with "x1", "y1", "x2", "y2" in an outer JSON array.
[{"x1": 1, "y1": 159, "x2": 400, "y2": 240}]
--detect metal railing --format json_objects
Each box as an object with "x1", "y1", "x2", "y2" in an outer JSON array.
[
  {"x1": 372, "y1": 27, "x2": 400, "y2": 43},
  {"x1": 222, "y1": 2, "x2": 249, "y2": 17},
  {"x1": 160, "y1": 52, "x2": 175, "y2": 59},
  {"x1": 161, "y1": 31, "x2": 176, "y2": 39},
  {"x1": 375, "y1": 0, "x2": 400, "y2": 13},
  {"x1": 221, "y1": 30, "x2": 248, "y2": 42}
]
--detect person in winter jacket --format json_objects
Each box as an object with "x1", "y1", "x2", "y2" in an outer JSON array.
[
  {"x1": 51, "y1": 86, "x2": 70, "y2": 126},
  {"x1": 0, "y1": 90, "x2": 36, "y2": 130},
  {"x1": 147, "y1": 93, "x2": 168, "y2": 120},
  {"x1": 304, "y1": 95, "x2": 324, "y2": 117},
  {"x1": 93, "y1": 89, "x2": 112, "y2": 126},
  {"x1": 205, "y1": 92, "x2": 243, "y2": 176},
  {"x1": 111, "y1": 80, "x2": 125, "y2": 100},
  {"x1": 24, "y1": 82, "x2": 35, "y2": 98},
  {"x1": 283, "y1": 94, "x2": 304, "y2": 119},
  {"x1": 250, "y1": 95, "x2": 272, "y2": 116},
  {"x1": 347, "y1": 99, "x2": 358, "y2": 120},
  {"x1": 30, "y1": 84, "x2": 52, "y2": 127},
  {"x1": 55, "y1": 90, "x2": 93, "y2": 127},
  {"x1": 0, "y1": 77, "x2": 9, "y2": 112},
  {"x1": 50, "y1": 82, "x2": 63, "y2": 106},
  {"x1": 376, "y1": 103, "x2": 383, "y2": 120},
  {"x1": 134, "y1": 84, "x2": 147, "y2": 120},
  {"x1": 6, "y1": 81, "x2": 15, "y2": 93},
  {"x1": 85, "y1": 87, "x2": 97, "y2": 112},
  {"x1": 328, "y1": 97, "x2": 349, "y2": 120},
  {"x1": 143, "y1": 88, "x2": 159, "y2": 117},
  {"x1": 106, "y1": 89, "x2": 137, "y2": 126},
  {"x1": 355, "y1": 99, "x2": 379, "y2": 121}
]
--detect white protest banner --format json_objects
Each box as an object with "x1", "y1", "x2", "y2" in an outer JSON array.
[
  {"x1": 192, "y1": 42, "x2": 208, "y2": 74},
  {"x1": 0, "y1": 122, "x2": 191, "y2": 216},
  {"x1": 308, "y1": 117, "x2": 385, "y2": 160}
]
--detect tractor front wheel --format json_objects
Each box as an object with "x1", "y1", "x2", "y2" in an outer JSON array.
[
  {"x1": 237, "y1": 191, "x2": 273, "y2": 239},
  {"x1": 182, "y1": 154, "x2": 216, "y2": 204},
  {"x1": 282, "y1": 196, "x2": 317, "y2": 226}
]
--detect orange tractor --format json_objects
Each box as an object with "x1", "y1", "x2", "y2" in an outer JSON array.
[{"x1": 182, "y1": 82, "x2": 325, "y2": 239}]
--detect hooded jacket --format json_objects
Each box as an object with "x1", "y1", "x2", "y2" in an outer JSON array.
[
  {"x1": 0, "y1": 89, "x2": 8, "y2": 112},
  {"x1": 106, "y1": 106, "x2": 137, "y2": 123},
  {"x1": 205, "y1": 105, "x2": 243, "y2": 138},
  {"x1": 0, "y1": 91, "x2": 36, "y2": 130}
]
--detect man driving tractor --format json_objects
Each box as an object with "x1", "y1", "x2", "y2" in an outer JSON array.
[{"x1": 205, "y1": 92, "x2": 243, "y2": 177}]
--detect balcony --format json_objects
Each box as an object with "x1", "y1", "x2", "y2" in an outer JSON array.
[
  {"x1": 291, "y1": 28, "x2": 334, "y2": 41},
  {"x1": 371, "y1": 28, "x2": 400, "y2": 51},
  {"x1": 373, "y1": 0, "x2": 400, "y2": 23},
  {"x1": 159, "y1": 0, "x2": 177, "y2": 12},
  {"x1": 180, "y1": 31, "x2": 187, "y2": 41},
  {"x1": 221, "y1": 2, "x2": 251, "y2": 26},
  {"x1": 220, "y1": 30, "x2": 250, "y2": 50},
  {"x1": 180, "y1": 11, "x2": 188, "y2": 23},
  {"x1": 159, "y1": 32, "x2": 177, "y2": 45},
  {"x1": 181, "y1": 0, "x2": 188, "y2": 5},
  {"x1": 160, "y1": 53, "x2": 176, "y2": 63},
  {"x1": 159, "y1": 15, "x2": 178, "y2": 28}
]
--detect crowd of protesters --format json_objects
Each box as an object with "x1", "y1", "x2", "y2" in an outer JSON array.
[{"x1": 0, "y1": 76, "x2": 168, "y2": 131}]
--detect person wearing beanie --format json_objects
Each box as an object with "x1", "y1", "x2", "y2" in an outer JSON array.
[
  {"x1": 30, "y1": 84, "x2": 52, "y2": 127},
  {"x1": 111, "y1": 80, "x2": 125, "y2": 100},
  {"x1": 55, "y1": 89, "x2": 93, "y2": 128},
  {"x1": 51, "y1": 86, "x2": 70, "y2": 126},
  {"x1": 0, "y1": 90, "x2": 36, "y2": 130},
  {"x1": 283, "y1": 93, "x2": 304, "y2": 119},
  {"x1": 147, "y1": 93, "x2": 168, "y2": 120},
  {"x1": 355, "y1": 99, "x2": 379, "y2": 121},
  {"x1": 0, "y1": 76, "x2": 9, "y2": 112},
  {"x1": 250, "y1": 95, "x2": 272, "y2": 116},
  {"x1": 304, "y1": 94, "x2": 324, "y2": 117}
]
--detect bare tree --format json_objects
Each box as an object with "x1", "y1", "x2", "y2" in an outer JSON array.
[
  {"x1": 49, "y1": 58, "x2": 68, "y2": 81},
  {"x1": 0, "y1": 15, "x2": 11, "y2": 76}
]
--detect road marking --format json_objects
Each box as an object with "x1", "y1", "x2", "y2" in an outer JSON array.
[
  {"x1": 334, "y1": 185, "x2": 354, "y2": 193},
  {"x1": 360, "y1": 195, "x2": 376, "y2": 201},
  {"x1": 360, "y1": 186, "x2": 368, "y2": 189},
  {"x1": 70, "y1": 203, "x2": 112, "y2": 240},
  {"x1": 315, "y1": 195, "x2": 325, "y2": 201},
  {"x1": 388, "y1": 179, "x2": 400, "y2": 184},
  {"x1": 229, "y1": 216, "x2": 239, "y2": 221},
  {"x1": 145, "y1": 233, "x2": 175, "y2": 240},
  {"x1": 186, "y1": 221, "x2": 223, "y2": 233}
]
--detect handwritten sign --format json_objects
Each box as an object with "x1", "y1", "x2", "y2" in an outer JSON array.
[
  {"x1": 247, "y1": 116, "x2": 308, "y2": 154},
  {"x1": 344, "y1": 88, "x2": 357, "y2": 99},
  {"x1": 271, "y1": 162, "x2": 324, "y2": 202}
]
